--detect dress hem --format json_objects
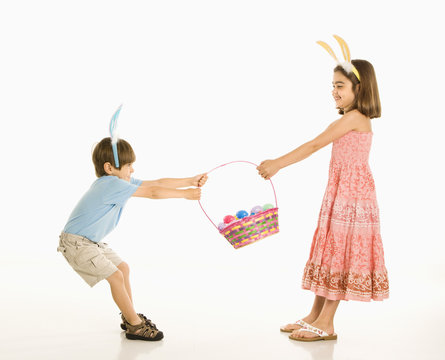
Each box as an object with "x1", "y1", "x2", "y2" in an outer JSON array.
[{"x1": 301, "y1": 284, "x2": 389, "y2": 302}]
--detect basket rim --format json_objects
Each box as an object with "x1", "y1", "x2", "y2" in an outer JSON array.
[{"x1": 219, "y1": 207, "x2": 279, "y2": 234}]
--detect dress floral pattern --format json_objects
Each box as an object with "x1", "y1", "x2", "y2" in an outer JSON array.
[{"x1": 302, "y1": 131, "x2": 389, "y2": 301}]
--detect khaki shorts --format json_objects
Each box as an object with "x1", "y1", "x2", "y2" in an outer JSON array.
[{"x1": 57, "y1": 232, "x2": 123, "y2": 287}]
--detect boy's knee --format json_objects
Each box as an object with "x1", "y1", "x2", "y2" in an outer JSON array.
[
  {"x1": 106, "y1": 269, "x2": 124, "y2": 284},
  {"x1": 118, "y1": 261, "x2": 130, "y2": 275}
]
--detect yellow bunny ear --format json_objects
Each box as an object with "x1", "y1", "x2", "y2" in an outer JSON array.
[
  {"x1": 333, "y1": 35, "x2": 351, "y2": 62},
  {"x1": 316, "y1": 41, "x2": 338, "y2": 62}
]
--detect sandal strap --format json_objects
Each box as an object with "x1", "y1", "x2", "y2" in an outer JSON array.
[
  {"x1": 121, "y1": 313, "x2": 157, "y2": 329},
  {"x1": 138, "y1": 324, "x2": 158, "y2": 338},
  {"x1": 126, "y1": 321, "x2": 159, "y2": 338},
  {"x1": 295, "y1": 319, "x2": 308, "y2": 327},
  {"x1": 301, "y1": 324, "x2": 329, "y2": 337}
]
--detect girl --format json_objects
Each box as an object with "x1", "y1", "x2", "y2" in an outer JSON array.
[{"x1": 257, "y1": 36, "x2": 389, "y2": 342}]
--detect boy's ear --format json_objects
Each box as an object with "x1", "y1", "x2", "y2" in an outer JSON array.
[{"x1": 104, "y1": 162, "x2": 113, "y2": 175}]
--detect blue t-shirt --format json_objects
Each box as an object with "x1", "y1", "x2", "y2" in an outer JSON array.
[{"x1": 63, "y1": 176, "x2": 142, "y2": 243}]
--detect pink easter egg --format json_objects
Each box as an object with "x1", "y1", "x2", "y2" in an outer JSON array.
[{"x1": 223, "y1": 215, "x2": 236, "y2": 224}]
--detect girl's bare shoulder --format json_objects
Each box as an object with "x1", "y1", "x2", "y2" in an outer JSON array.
[{"x1": 346, "y1": 110, "x2": 372, "y2": 132}]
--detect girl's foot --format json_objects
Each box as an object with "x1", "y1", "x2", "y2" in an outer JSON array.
[
  {"x1": 280, "y1": 315, "x2": 318, "y2": 333},
  {"x1": 290, "y1": 320, "x2": 335, "y2": 340}
]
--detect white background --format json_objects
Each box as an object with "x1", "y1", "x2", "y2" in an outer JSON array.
[{"x1": 1, "y1": 1, "x2": 444, "y2": 359}]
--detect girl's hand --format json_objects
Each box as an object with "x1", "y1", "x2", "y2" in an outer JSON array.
[
  {"x1": 191, "y1": 173, "x2": 208, "y2": 187},
  {"x1": 257, "y1": 160, "x2": 280, "y2": 180},
  {"x1": 185, "y1": 188, "x2": 202, "y2": 200}
]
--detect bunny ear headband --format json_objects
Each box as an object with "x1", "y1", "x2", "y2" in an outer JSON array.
[
  {"x1": 109, "y1": 104, "x2": 122, "y2": 168},
  {"x1": 317, "y1": 35, "x2": 360, "y2": 82}
]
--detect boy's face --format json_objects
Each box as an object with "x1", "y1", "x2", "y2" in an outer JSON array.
[{"x1": 105, "y1": 162, "x2": 134, "y2": 182}]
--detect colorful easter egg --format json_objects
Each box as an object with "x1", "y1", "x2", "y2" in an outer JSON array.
[
  {"x1": 263, "y1": 203, "x2": 274, "y2": 211},
  {"x1": 218, "y1": 222, "x2": 226, "y2": 231},
  {"x1": 223, "y1": 215, "x2": 236, "y2": 224},
  {"x1": 250, "y1": 205, "x2": 263, "y2": 215},
  {"x1": 236, "y1": 210, "x2": 248, "y2": 219}
]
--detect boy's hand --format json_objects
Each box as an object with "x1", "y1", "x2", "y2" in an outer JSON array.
[
  {"x1": 191, "y1": 173, "x2": 208, "y2": 187},
  {"x1": 257, "y1": 160, "x2": 280, "y2": 180},
  {"x1": 185, "y1": 188, "x2": 201, "y2": 200}
]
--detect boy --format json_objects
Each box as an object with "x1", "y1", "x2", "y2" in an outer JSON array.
[{"x1": 58, "y1": 137, "x2": 207, "y2": 341}]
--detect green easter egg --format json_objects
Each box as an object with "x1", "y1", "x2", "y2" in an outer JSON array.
[{"x1": 263, "y1": 203, "x2": 274, "y2": 211}]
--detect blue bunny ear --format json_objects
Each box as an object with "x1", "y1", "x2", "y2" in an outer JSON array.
[
  {"x1": 110, "y1": 104, "x2": 122, "y2": 141},
  {"x1": 109, "y1": 104, "x2": 123, "y2": 168}
]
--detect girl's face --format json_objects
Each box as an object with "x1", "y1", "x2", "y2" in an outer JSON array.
[{"x1": 332, "y1": 71, "x2": 356, "y2": 112}]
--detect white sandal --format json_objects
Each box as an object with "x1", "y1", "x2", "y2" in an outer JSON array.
[
  {"x1": 289, "y1": 324, "x2": 337, "y2": 342},
  {"x1": 280, "y1": 319, "x2": 308, "y2": 333}
]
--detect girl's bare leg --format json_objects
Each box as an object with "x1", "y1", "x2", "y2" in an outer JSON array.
[
  {"x1": 281, "y1": 295, "x2": 326, "y2": 332},
  {"x1": 293, "y1": 299, "x2": 340, "y2": 338}
]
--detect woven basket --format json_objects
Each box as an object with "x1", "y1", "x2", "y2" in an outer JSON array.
[{"x1": 198, "y1": 161, "x2": 279, "y2": 249}]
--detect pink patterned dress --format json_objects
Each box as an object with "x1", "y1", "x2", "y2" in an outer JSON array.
[{"x1": 302, "y1": 131, "x2": 389, "y2": 301}]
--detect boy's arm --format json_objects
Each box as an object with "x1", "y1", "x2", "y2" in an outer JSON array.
[
  {"x1": 132, "y1": 186, "x2": 201, "y2": 200},
  {"x1": 141, "y1": 174, "x2": 208, "y2": 189}
]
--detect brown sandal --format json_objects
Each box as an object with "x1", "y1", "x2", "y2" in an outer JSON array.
[
  {"x1": 120, "y1": 313, "x2": 151, "y2": 330},
  {"x1": 125, "y1": 319, "x2": 164, "y2": 341}
]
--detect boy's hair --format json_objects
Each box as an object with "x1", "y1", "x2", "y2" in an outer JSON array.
[
  {"x1": 334, "y1": 59, "x2": 381, "y2": 119},
  {"x1": 92, "y1": 137, "x2": 136, "y2": 177}
]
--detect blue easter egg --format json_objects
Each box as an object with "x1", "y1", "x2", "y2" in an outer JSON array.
[{"x1": 236, "y1": 210, "x2": 249, "y2": 219}]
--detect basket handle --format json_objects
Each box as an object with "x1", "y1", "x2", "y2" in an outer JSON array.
[{"x1": 198, "y1": 160, "x2": 278, "y2": 230}]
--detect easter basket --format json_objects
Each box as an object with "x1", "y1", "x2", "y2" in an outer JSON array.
[{"x1": 198, "y1": 161, "x2": 279, "y2": 249}]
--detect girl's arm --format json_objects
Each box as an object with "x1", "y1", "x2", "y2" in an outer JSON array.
[
  {"x1": 257, "y1": 111, "x2": 362, "y2": 179},
  {"x1": 140, "y1": 174, "x2": 208, "y2": 189},
  {"x1": 132, "y1": 186, "x2": 201, "y2": 200}
]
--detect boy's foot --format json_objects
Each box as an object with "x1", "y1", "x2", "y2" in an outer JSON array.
[
  {"x1": 125, "y1": 319, "x2": 164, "y2": 341},
  {"x1": 120, "y1": 313, "x2": 151, "y2": 331}
]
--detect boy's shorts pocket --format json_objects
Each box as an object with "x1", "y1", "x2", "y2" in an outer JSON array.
[
  {"x1": 74, "y1": 246, "x2": 100, "y2": 267},
  {"x1": 90, "y1": 253, "x2": 111, "y2": 269}
]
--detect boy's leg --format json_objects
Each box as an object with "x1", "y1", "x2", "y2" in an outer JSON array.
[
  {"x1": 117, "y1": 262, "x2": 133, "y2": 304},
  {"x1": 107, "y1": 268, "x2": 164, "y2": 341},
  {"x1": 107, "y1": 269, "x2": 141, "y2": 325}
]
